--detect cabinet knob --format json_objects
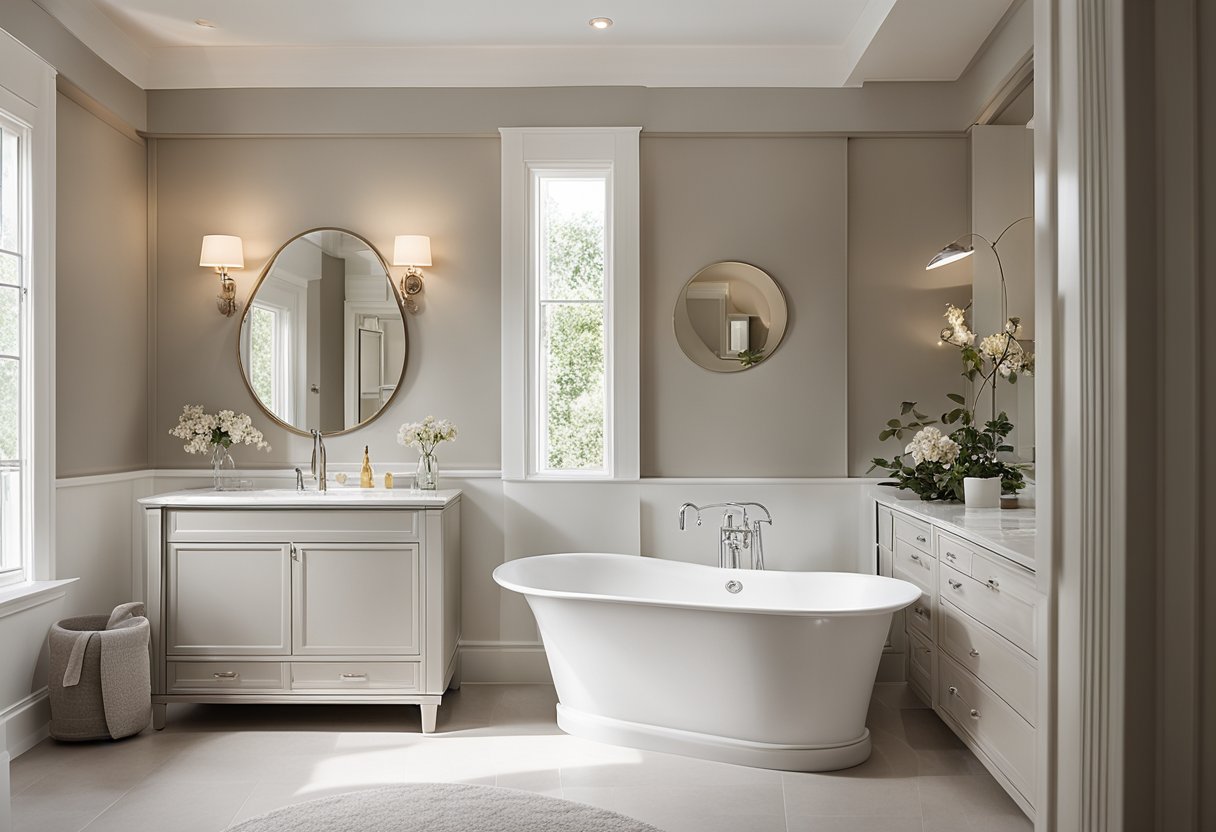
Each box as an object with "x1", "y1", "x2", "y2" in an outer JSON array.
[
  {"x1": 969, "y1": 648, "x2": 980, "y2": 657},
  {"x1": 910, "y1": 552, "x2": 920, "y2": 561},
  {"x1": 947, "y1": 686, "x2": 958, "y2": 697},
  {"x1": 969, "y1": 708, "x2": 981, "y2": 719},
  {"x1": 916, "y1": 535, "x2": 927, "y2": 543},
  {"x1": 948, "y1": 579, "x2": 962, "y2": 590},
  {"x1": 986, "y1": 578, "x2": 1000, "y2": 591},
  {"x1": 914, "y1": 605, "x2": 926, "y2": 616},
  {"x1": 946, "y1": 551, "x2": 957, "y2": 560},
  {"x1": 213, "y1": 671, "x2": 239, "y2": 680}
]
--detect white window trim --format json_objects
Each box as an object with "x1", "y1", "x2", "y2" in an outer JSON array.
[
  {"x1": 0, "y1": 32, "x2": 55, "y2": 590},
  {"x1": 500, "y1": 127, "x2": 640, "y2": 482}
]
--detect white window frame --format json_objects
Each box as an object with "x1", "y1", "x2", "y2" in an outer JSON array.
[
  {"x1": 0, "y1": 32, "x2": 55, "y2": 587},
  {"x1": 500, "y1": 128, "x2": 640, "y2": 482}
]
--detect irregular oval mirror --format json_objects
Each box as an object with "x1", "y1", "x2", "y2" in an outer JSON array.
[
  {"x1": 674, "y1": 261, "x2": 788, "y2": 372},
  {"x1": 238, "y1": 228, "x2": 406, "y2": 435}
]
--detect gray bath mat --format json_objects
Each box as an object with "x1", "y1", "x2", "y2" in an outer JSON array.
[{"x1": 226, "y1": 783, "x2": 663, "y2": 832}]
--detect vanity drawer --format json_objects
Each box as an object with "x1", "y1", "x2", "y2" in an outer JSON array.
[
  {"x1": 969, "y1": 548, "x2": 1038, "y2": 605},
  {"x1": 893, "y1": 537, "x2": 936, "y2": 591},
  {"x1": 289, "y1": 661, "x2": 420, "y2": 693},
  {"x1": 908, "y1": 628, "x2": 934, "y2": 699},
  {"x1": 940, "y1": 563, "x2": 1037, "y2": 657},
  {"x1": 893, "y1": 514, "x2": 933, "y2": 556},
  {"x1": 899, "y1": 580, "x2": 934, "y2": 642},
  {"x1": 168, "y1": 510, "x2": 419, "y2": 543},
  {"x1": 936, "y1": 531, "x2": 976, "y2": 574},
  {"x1": 940, "y1": 600, "x2": 1037, "y2": 725},
  {"x1": 167, "y1": 661, "x2": 286, "y2": 693},
  {"x1": 939, "y1": 654, "x2": 1035, "y2": 803}
]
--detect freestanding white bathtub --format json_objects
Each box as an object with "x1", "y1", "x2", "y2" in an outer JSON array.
[{"x1": 493, "y1": 553, "x2": 921, "y2": 771}]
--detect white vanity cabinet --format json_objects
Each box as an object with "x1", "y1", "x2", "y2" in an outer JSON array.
[
  {"x1": 140, "y1": 489, "x2": 461, "y2": 733},
  {"x1": 873, "y1": 492, "x2": 1040, "y2": 820}
]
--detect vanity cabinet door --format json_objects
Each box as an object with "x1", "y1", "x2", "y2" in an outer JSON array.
[
  {"x1": 292, "y1": 543, "x2": 421, "y2": 656},
  {"x1": 166, "y1": 544, "x2": 291, "y2": 655}
]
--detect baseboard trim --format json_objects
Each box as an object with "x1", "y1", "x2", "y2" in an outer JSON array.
[
  {"x1": 458, "y1": 641, "x2": 551, "y2": 684},
  {"x1": 1, "y1": 689, "x2": 50, "y2": 761}
]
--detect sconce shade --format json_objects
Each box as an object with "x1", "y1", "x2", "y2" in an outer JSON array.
[
  {"x1": 925, "y1": 241, "x2": 974, "y2": 270},
  {"x1": 392, "y1": 235, "x2": 432, "y2": 267},
  {"x1": 200, "y1": 235, "x2": 245, "y2": 269}
]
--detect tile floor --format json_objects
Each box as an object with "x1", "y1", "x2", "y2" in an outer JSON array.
[{"x1": 10, "y1": 684, "x2": 1030, "y2": 832}]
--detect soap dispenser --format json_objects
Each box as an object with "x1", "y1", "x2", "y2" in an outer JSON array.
[{"x1": 360, "y1": 446, "x2": 374, "y2": 488}]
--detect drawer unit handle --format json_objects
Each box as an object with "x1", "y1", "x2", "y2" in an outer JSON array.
[
  {"x1": 969, "y1": 648, "x2": 980, "y2": 657},
  {"x1": 213, "y1": 671, "x2": 239, "y2": 680},
  {"x1": 947, "y1": 686, "x2": 981, "y2": 720},
  {"x1": 916, "y1": 646, "x2": 931, "y2": 654},
  {"x1": 986, "y1": 578, "x2": 1000, "y2": 591},
  {"x1": 916, "y1": 535, "x2": 928, "y2": 543},
  {"x1": 909, "y1": 552, "x2": 920, "y2": 561},
  {"x1": 913, "y1": 605, "x2": 927, "y2": 617},
  {"x1": 339, "y1": 673, "x2": 368, "y2": 681},
  {"x1": 948, "y1": 579, "x2": 962, "y2": 590},
  {"x1": 945, "y1": 550, "x2": 958, "y2": 560}
]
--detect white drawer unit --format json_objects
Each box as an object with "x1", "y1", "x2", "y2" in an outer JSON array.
[
  {"x1": 290, "y1": 661, "x2": 420, "y2": 693},
  {"x1": 142, "y1": 489, "x2": 463, "y2": 733},
  {"x1": 939, "y1": 654, "x2": 1036, "y2": 806},
  {"x1": 873, "y1": 495, "x2": 1040, "y2": 820},
  {"x1": 167, "y1": 661, "x2": 287, "y2": 693},
  {"x1": 939, "y1": 600, "x2": 1037, "y2": 724}
]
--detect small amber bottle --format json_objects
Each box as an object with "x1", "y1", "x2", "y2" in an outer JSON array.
[{"x1": 360, "y1": 446, "x2": 374, "y2": 488}]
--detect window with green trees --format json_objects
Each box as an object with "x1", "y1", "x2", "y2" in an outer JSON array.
[{"x1": 535, "y1": 175, "x2": 608, "y2": 473}]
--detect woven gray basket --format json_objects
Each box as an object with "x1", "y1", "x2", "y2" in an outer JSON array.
[{"x1": 48, "y1": 608, "x2": 151, "y2": 741}]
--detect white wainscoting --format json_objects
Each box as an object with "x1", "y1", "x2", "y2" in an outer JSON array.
[{"x1": 47, "y1": 470, "x2": 879, "y2": 700}]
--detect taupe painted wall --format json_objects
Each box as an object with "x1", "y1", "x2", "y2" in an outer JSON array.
[
  {"x1": 151, "y1": 137, "x2": 502, "y2": 470},
  {"x1": 56, "y1": 93, "x2": 149, "y2": 477},
  {"x1": 846, "y1": 137, "x2": 972, "y2": 475},
  {"x1": 641, "y1": 137, "x2": 848, "y2": 477},
  {"x1": 151, "y1": 133, "x2": 969, "y2": 478}
]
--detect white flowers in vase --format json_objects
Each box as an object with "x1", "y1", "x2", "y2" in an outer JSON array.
[
  {"x1": 397, "y1": 416, "x2": 458, "y2": 491},
  {"x1": 170, "y1": 404, "x2": 271, "y2": 455},
  {"x1": 905, "y1": 427, "x2": 960, "y2": 468}
]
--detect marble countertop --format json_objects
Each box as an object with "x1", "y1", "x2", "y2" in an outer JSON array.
[
  {"x1": 139, "y1": 487, "x2": 462, "y2": 509},
  {"x1": 870, "y1": 486, "x2": 1037, "y2": 571}
]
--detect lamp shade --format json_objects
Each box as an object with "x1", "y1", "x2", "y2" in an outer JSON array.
[
  {"x1": 199, "y1": 235, "x2": 244, "y2": 269},
  {"x1": 393, "y1": 235, "x2": 432, "y2": 267},
  {"x1": 925, "y1": 242, "x2": 973, "y2": 271}
]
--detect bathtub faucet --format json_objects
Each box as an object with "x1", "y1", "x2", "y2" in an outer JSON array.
[{"x1": 677, "y1": 502, "x2": 773, "y2": 569}]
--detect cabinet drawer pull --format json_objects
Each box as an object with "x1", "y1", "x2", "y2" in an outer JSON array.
[
  {"x1": 945, "y1": 550, "x2": 957, "y2": 560},
  {"x1": 339, "y1": 672, "x2": 368, "y2": 681},
  {"x1": 986, "y1": 578, "x2": 1000, "y2": 591},
  {"x1": 969, "y1": 648, "x2": 980, "y2": 657},
  {"x1": 913, "y1": 605, "x2": 927, "y2": 617},
  {"x1": 947, "y1": 685, "x2": 958, "y2": 696},
  {"x1": 916, "y1": 646, "x2": 931, "y2": 654},
  {"x1": 212, "y1": 671, "x2": 239, "y2": 680},
  {"x1": 948, "y1": 579, "x2": 963, "y2": 590},
  {"x1": 969, "y1": 708, "x2": 981, "y2": 719},
  {"x1": 915, "y1": 534, "x2": 928, "y2": 543},
  {"x1": 909, "y1": 552, "x2": 920, "y2": 561}
]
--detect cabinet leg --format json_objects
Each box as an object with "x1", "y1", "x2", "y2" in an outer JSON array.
[
  {"x1": 152, "y1": 703, "x2": 167, "y2": 731},
  {"x1": 420, "y1": 704, "x2": 438, "y2": 734}
]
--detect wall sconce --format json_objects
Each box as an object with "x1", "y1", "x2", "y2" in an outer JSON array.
[
  {"x1": 392, "y1": 235, "x2": 432, "y2": 313},
  {"x1": 199, "y1": 234, "x2": 244, "y2": 317}
]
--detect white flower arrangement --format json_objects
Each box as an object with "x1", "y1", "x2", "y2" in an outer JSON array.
[
  {"x1": 978, "y1": 332, "x2": 1034, "y2": 378},
  {"x1": 904, "y1": 426, "x2": 960, "y2": 468},
  {"x1": 940, "y1": 304, "x2": 976, "y2": 347},
  {"x1": 169, "y1": 404, "x2": 271, "y2": 455},
  {"x1": 397, "y1": 416, "x2": 458, "y2": 456}
]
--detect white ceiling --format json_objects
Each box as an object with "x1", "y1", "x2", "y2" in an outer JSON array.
[{"x1": 33, "y1": 0, "x2": 1020, "y2": 90}]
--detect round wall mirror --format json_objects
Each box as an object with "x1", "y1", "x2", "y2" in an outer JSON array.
[
  {"x1": 238, "y1": 228, "x2": 407, "y2": 436},
  {"x1": 674, "y1": 261, "x2": 788, "y2": 372}
]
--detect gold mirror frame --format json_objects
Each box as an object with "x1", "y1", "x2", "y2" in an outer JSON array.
[
  {"x1": 236, "y1": 227, "x2": 409, "y2": 437},
  {"x1": 673, "y1": 261, "x2": 788, "y2": 373}
]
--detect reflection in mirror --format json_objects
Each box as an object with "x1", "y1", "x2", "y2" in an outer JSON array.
[
  {"x1": 238, "y1": 229, "x2": 406, "y2": 435},
  {"x1": 674, "y1": 261, "x2": 788, "y2": 373}
]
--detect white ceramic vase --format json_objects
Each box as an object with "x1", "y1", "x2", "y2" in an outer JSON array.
[{"x1": 963, "y1": 476, "x2": 1001, "y2": 508}]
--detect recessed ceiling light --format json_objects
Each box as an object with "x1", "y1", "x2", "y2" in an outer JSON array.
[
  {"x1": 588, "y1": 17, "x2": 613, "y2": 30},
  {"x1": 193, "y1": 18, "x2": 216, "y2": 28}
]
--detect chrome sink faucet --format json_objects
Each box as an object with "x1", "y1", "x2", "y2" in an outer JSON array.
[
  {"x1": 678, "y1": 501, "x2": 773, "y2": 569},
  {"x1": 310, "y1": 429, "x2": 327, "y2": 492}
]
